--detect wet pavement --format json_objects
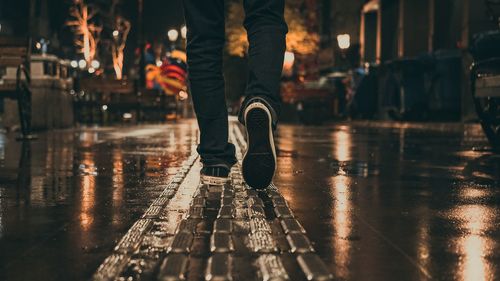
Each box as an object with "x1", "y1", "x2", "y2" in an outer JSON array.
[
  {"x1": 1, "y1": 120, "x2": 500, "y2": 280},
  {"x1": 0, "y1": 123, "x2": 197, "y2": 280}
]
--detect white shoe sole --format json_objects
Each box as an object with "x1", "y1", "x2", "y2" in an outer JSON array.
[
  {"x1": 200, "y1": 174, "x2": 229, "y2": 186},
  {"x1": 242, "y1": 102, "x2": 276, "y2": 189}
]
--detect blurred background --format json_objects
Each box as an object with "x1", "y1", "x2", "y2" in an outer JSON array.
[{"x1": 0, "y1": 0, "x2": 499, "y2": 128}]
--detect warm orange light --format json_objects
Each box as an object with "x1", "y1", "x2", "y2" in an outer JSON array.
[
  {"x1": 111, "y1": 16, "x2": 131, "y2": 80},
  {"x1": 179, "y1": 90, "x2": 189, "y2": 101},
  {"x1": 333, "y1": 127, "x2": 351, "y2": 162},
  {"x1": 449, "y1": 203, "x2": 495, "y2": 281},
  {"x1": 112, "y1": 149, "x2": 124, "y2": 225},
  {"x1": 66, "y1": 1, "x2": 101, "y2": 64},
  {"x1": 331, "y1": 175, "x2": 352, "y2": 279},
  {"x1": 80, "y1": 155, "x2": 96, "y2": 231}
]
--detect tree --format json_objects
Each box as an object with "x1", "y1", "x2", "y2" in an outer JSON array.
[
  {"x1": 66, "y1": 0, "x2": 102, "y2": 64},
  {"x1": 109, "y1": 0, "x2": 130, "y2": 79},
  {"x1": 225, "y1": 0, "x2": 319, "y2": 57},
  {"x1": 284, "y1": 0, "x2": 320, "y2": 56}
]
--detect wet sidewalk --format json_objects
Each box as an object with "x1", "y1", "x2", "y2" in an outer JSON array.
[
  {"x1": 1, "y1": 120, "x2": 500, "y2": 280},
  {"x1": 0, "y1": 123, "x2": 197, "y2": 280}
]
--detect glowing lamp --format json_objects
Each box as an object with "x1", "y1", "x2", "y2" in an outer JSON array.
[
  {"x1": 284, "y1": 51, "x2": 295, "y2": 67},
  {"x1": 168, "y1": 29, "x2": 179, "y2": 42},
  {"x1": 78, "y1": 59, "x2": 87, "y2": 69},
  {"x1": 283, "y1": 51, "x2": 295, "y2": 74},
  {"x1": 179, "y1": 90, "x2": 189, "y2": 101},
  {"x1": 91, "y1": 60, "x2": 100, "y2": 69},
  {"x1": 337, "y1": 34, "x2": 351, "y2": 50},
  {"x1": 181, "y1": 25, "x2": 187, "y2": 39}
]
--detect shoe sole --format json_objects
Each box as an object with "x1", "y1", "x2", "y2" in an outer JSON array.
[
  {"x1": 242, "y1": 103, "x2": 276, "y2": 189},
  {"x1": 200, "y1": 175, "x2": 229, "y2": 186}
]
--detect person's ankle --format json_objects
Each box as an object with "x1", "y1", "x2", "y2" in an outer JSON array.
[
  {"x1": 200, "y1": 163, "x2": 231, "y2": 185},
  {"x1": 239, "y1": 97, "x2": 278, "y2": 130}
]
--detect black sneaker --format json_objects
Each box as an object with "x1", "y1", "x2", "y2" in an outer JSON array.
[
  {"x1": 200, "y1": 164, "x2": 230, "y2": 185},
  {"x1": 242, "y1": 102, "x2": 277, "y2": 189}
]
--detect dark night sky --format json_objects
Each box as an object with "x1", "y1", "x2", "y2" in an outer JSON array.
[{"x1": 141, "y1": 0, "x2": 185, "y2": 40}]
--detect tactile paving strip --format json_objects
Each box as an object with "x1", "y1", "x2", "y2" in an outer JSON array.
[
  {"x1": 92, "y1": 122, "x2": 333, "y2": 281},
  {"x1": 92, "y1": 124, "x2": 200, "y2": 281},
  {"x1": 231, "y1": 123, "x2": 333, "y2": 281}
]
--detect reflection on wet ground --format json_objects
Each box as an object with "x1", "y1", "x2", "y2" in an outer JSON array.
[
  {"x1": 275, "y1": 122, "x2": 500, "y2": 281},
  {"x1": 1, "y1": 120, "x2": 500, "y2": 280},
  {"x1": 0, "y1": 123, "x2": 196, "y2": 281}
]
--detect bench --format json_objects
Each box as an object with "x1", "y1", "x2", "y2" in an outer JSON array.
[
  {"x1": 77, "y1": 78, "x2": 180, "y2": 123},
  {"x1": 0, "y1": 36, "x2": 35, "y2": 139}
]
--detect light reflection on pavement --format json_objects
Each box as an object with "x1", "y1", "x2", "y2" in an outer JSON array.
[{"x1": 1, "y1": 120, "x2": 500, "y2": 280}]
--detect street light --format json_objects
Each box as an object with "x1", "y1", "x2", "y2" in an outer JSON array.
[
  {"x1": 283, "y1": 51, "x2": 295, "y2": 77},
  {"x1": 168, "y1": 29, "x2": 179, "y2": 42},
  {"x1": 179, "y1": 90, "x2": 188, "y2": 101},
  {"x1": 337, "y1": 34, "x2": 351, "y2": 50},
  {"x1": 112, "y1": 30, "x2": 119, "y2": 37},
  {"x1": 284, "y1": 51, "x2": 295, "y2": 63},
  {"x1": 78, "y1": 59, "x2": 87, "y2": 69},
  {"x1": 91, "y1": 60, "x2": 100, "y2": 69},
  {"x1": 181, "y1": 25, "x2": 187, "y2": 39}
]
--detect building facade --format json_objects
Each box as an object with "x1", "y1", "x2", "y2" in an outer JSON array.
[
  {"x1": 359, "y1": 0, "x2": 497, "y2": 64},
  {"x1": 359, "y1": 0, "x2": 498, "y2": 120},
  {"x1": 316, "y1": 0, "x2": 366, "y2": 71}
]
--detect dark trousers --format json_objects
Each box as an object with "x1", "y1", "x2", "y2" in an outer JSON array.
[{"x1": 182, "y1": 0, "x2": 287, "y2": 166}]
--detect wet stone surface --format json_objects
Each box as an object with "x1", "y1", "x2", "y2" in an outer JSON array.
[
  {"x1": 0, "y1": 123, "x2": 197, "y2": 281},
  {"x1": 1, "y1": 120, "x2": 500, "y2": 281},
  {"x1": 274, "y1": 122, "x2": 500, "y2": 281}
]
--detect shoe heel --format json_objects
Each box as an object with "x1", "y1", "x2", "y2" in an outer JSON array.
[{"x1": 243, "y1": 104, "x2": 276, "y2": 189}]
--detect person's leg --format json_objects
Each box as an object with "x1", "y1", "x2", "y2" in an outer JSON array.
[
  {"x1": 239, "y1": 0, "x2": 287, "y2": 127},
  {"x1": 240, "y1": 0, "x2": 287, "y2": 189},
  {"x1": 182, "y1": 0, "x2": 237, "y2": 172}
]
